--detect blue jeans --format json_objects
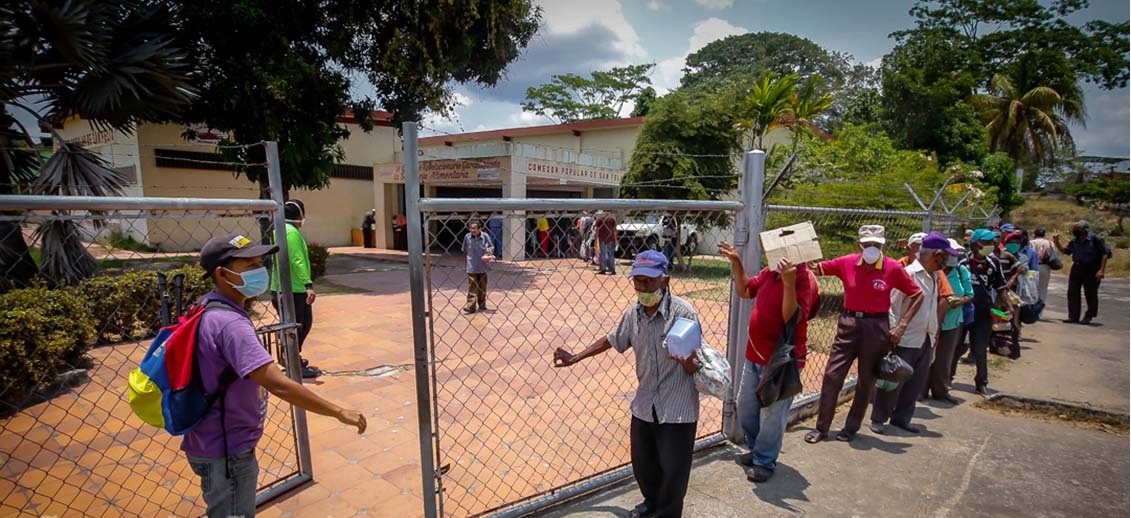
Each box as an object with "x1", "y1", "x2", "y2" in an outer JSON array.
[
  {"x1": 599, "y1": 241, "x2": 616, "y2": 273},
  {"x1": 186, "y1": 449, "x2": 259, "y2": 518},
  {"x1": 738, "y1": 359, "x2": 793, "y2": 470}
]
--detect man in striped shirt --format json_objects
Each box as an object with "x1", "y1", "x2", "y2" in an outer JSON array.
[{"x1": 554, "y1": 251, "x2": 701, "y2": 518}]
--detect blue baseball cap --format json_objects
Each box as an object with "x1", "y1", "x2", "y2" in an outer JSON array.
[
  {"x1": 922, "y1": 232, "x2": 961, "y2": 256},
  {"x1": 1000, "y1": 223, "x2": 1016, "y2": 233},
  {"x1": 628, "y1": 250, "x2": 669, "y2": 278},
  {"x1": 970, "y1": 228, "x2": 996, "y2": 243}
]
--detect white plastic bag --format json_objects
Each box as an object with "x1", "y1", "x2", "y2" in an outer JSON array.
[
  {"x1": 1017, "y1": 271, "x2": 1039, "y2": 306},
  {"x1": 693, "y1": 343, "x2": 731, "y2": 400}
]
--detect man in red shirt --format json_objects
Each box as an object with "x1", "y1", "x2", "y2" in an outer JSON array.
[
  {"x1": 719, "y1": 242, "x2": 820, "y2": 483},
  {"x1": 805, "y1": 225, "x2": 924, "y2": 444}
]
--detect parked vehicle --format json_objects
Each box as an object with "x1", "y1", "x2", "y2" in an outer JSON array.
[{"x1": 616, "y1": 215, "x2": 699, "y2": 257}]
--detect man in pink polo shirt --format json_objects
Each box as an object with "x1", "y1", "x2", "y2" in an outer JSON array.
[{"x1": 804, "y1": 225, "x2": 924, "y2": 444}]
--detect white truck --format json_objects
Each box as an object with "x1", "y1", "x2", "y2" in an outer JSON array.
[{"x1": 616, "y1": 215, "x2": 699, "y2": 258}]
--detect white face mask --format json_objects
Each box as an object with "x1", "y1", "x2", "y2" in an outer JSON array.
[{"x1": 861, "y1": 246, "x2": 882, "y2": 264}]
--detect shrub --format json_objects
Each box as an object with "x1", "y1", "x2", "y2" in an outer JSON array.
[
  {"x1": 0, "y1": 285, "x2": 97, "y2": 407},
  {"x1": 78, "y1": 264, "x2": 210, "y2": 343},
  {"x1": 308, "y1": 243, "x2": 329, "y2": 280}
]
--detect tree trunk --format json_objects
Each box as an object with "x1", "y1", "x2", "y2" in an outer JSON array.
[{"x1": 0, "y1": 219, "x2": 38, "y2": 292}]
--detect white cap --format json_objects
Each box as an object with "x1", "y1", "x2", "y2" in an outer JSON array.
[
  {"x1": 948, "y1": 238, "x2": 965, "y2": 251},
  {"x1": 908, "y1": 232, "x2": 928, "y2": 245}
]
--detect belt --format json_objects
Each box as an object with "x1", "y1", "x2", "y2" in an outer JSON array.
[{"x1": 843, "y1": 311, "x2": 887, "y2": 319}]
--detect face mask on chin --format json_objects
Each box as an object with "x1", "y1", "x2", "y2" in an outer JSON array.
[{"x1": 861, "y1": 246, "x2": 882, "y2": 264}]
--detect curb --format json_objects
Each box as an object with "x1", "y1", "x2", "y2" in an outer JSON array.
[{"x1": 984, "y1": 392, "x2": 1130, "y2": 422}]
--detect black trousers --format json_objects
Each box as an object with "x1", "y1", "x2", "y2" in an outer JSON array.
[
  {"x1": 272, "y1": 292, "x2": 312, "y2": 352},
  {"x1": 630, "y1": 413, "x2": 697, "y2": 518},
  {"x1": 1067, "y1": 263, "x2": 1101, "y2": 321}
]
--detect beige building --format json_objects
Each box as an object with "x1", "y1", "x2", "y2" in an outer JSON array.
[
  {"x1": 56, "y1": 112, "x2": 399, "y2": 250},
  {"x1": 59, "y1": 114, "x2": 756, "y2": 255},
  {"x1": 372, "y1": 117, "x2": 646, "y2": 256}
]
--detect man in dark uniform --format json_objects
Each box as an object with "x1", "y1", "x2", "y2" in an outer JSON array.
[{"x1": 1054, "y1": 221, "x2": 1112, "y2": 324}]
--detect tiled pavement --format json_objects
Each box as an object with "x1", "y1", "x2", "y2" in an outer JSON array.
[{"x1": 1, "y1": 248, "x2": 840, "y2": 518}]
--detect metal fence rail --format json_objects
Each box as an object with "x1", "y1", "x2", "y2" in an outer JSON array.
[
  {"x1": 0, "y1": 195, "x2": 311, "y2": 514},
  {"x1": 0, "y1": 199, "x2": 309, "y2": 518},
  {"x1": 412, "y1": 199, "x2": 742, "y2": 517}
]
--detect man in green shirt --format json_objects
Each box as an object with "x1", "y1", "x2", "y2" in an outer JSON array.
[{"x1": 271, "y1": 199, "x2": 318, "y2": 378}]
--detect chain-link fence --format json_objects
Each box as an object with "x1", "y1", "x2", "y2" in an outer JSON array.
[
  {"x1": 414, "y1": 200, "x2": 742, "y2": 517},
  {"x1": 0, "y1": 195, "x2": 311, "y2": 517},
  {"x1": 761, "y1": 204, "x2": 991, "y2": 401}
]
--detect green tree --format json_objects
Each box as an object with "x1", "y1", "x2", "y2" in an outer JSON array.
[
  {"x1": 620, "y1": 90, "x2": 743, "y2": 200},
  {"x1": 631, "y1": 87, "x2": 657, "y2": 117},
  {"x1": 174, "y1": 0, "x2": 541, "y2": 193},
  {"x1": 739, "y1": 73, "x2": 798, "y2": 151},
  {"x1": 880, "y1": 28, "x2": 988, "y2": 166},
  {"x1": 902, "y1": 0, "x2": 1129, "y2": 90},
  {"x1": 970, "y1": 72, "x2": 1084, "y2": 191},
  {"x1": 679, "y1": 32, "x2": 872, "y2": 130},
  {"x1": 976, "y1": 152, "x2": 1025, "y2": 215},
  {"x1": 2, "y1": 0, "x2": 196, "y2": 288},
  {"x1": 521, "y1": 64, "x2": 655, "y2": 123},
  {"x1": 784, "y1": 75, "x2": 835, "y2": 151}
]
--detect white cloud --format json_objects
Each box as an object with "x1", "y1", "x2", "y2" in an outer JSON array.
[
  {"x1": 646, "y1": 0, "x2": 670, "y2": 11},
  {"x1": 1075, "y1": 85, "x2": 1131, "y2": 157},
  {"x1": 865, "y1": 56, "x2": 883, "y2": 70},
  {"x1": 654, "y1": 17, "x2": 749, "y2": 93},
  {"x1": 694, "y1": 0, "x2": 734, "y2": 10},
  {"x1": 538, "y1": 0, "x2": 645, "y2": 59}
]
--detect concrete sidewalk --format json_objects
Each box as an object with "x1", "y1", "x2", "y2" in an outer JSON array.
[{"x1": 541, "y1": 273, "x2": 1130, "y2": 518}]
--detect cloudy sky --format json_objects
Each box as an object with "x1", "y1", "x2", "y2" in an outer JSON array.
[{"x1": 419, "y1": 0, "x2": 1129, "y2": 158}]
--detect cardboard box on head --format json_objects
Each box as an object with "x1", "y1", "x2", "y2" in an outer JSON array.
[{"x1": 760, "y1": 221, "x2": 823, "y2": 267}]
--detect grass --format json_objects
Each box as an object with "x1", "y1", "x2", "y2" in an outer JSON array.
[
  {"x1": 977, "y1": 397, "x2": 1129, "y2": 436},
  {"x1": 100, "y1": 256, "x2": 197, "y2": 269},
  {"x1": 104, "y1": 229, "x2": 158, "y2": 253},
  {"x1": 1010, "y1": 195, "x2": 1129, "y2": 278}
]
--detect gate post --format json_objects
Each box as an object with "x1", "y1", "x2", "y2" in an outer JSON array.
[
  {"x1": 404, "y1": 122, "x2": 440, "y2": 518},
  {"x1": 725, "y1": 150, "x2": 765, "y2": 443},
  {"x1": 265, "y1": 141, "x2": 314, "y2": 485}
]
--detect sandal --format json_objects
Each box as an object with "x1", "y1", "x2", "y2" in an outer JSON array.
[
  {"x1": 804, "y1": 430, "x2": 826, "y2": 444},
  {"x1": 835, "y1": 430, "x2": 856, "y2": 442}
]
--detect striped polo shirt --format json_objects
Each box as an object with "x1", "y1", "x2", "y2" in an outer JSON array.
[{"x1": 607, "y1": 292, "x2": 701, "y2": 424}]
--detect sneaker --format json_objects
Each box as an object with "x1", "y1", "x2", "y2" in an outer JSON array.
[
  {"x1": 463, "y1": 307, "x2": 476, "y2": 314},
  {"x1": 735, "y1": 452, "x2": 754, "y2": 468},
  {"x1": 890, "y1": 421, "x2": 921, "y2": 434},
  {"x1": 960, "y1": 356, "x2": 975, "y2": 365},
  {"x1": 1080, "y1": 317, "x2": 1093, "y2": 325},
  {"x1": 478, "y1": 303, "x2": 487, "y2": 311},
  {"x1": 301, "y1": 366, "x2": 320, "y2": 379},
  {"x1": 746, "y1": 465, "x2": 773, "y2": 483},
  {"x1": 975, "y1": 385, "x2": 990, "y2": 397}
]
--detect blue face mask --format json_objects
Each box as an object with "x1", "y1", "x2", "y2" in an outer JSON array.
[{"x1": 223, "y1": 266, "x2": 269, "y2": 298}]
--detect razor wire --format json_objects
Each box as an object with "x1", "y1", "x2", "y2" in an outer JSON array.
[
  {"x1": 420, "y1": 207, "x2": 738, "y2": 517},
  {"x1": 0, "y1": 200, "x2": 307, "y2": 517}
]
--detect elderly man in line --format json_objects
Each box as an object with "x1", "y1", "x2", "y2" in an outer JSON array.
[
  {"x1": 553, "y1": 251, "x2": 702, "y2": 518},
  {"x1": 805, "y1": 225, "x2": 924, "y2": 444},
  {"x1": 871, "y1": 233, "x2": 959, "y2": 434}
]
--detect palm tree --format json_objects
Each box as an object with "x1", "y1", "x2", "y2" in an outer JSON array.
[
  {"x1": 739, "y1": 73, "x2": 798, "y2": 150},
  {"x1": 784, "y1": 75, "x2": 835, "y2": 152},
  {"x1": 970, "y1": 68, "x2": 1085, "y2": 190},
  {"x1": 1, "y1": 1, "x2": 196, "y2": 289}
]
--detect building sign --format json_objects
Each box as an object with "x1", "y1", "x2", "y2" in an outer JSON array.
[
  {"x1": 375, "y1": 157, "x2": 505, "y2": 184},
  {"x1": 67, "y1": 130, "x2": 115, "y2": 147},
  {"x1": 525, "y1": 159, "x2": 622, "y2": 186},
  {"x1": 185, "y1": 124, "x2": 229, "y2": 146}
]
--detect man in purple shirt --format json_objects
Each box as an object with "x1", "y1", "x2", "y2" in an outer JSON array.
[{"x1": 185, "y1": 233, "x2": 366, "y2": 517}]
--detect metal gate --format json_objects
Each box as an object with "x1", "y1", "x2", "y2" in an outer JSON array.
[
  {"x1": 404, "y1": 124, "x2": 762, "y2": 517},
  {"x1": 0, "y1": 142, "x2": 312, "y2": 516}
]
